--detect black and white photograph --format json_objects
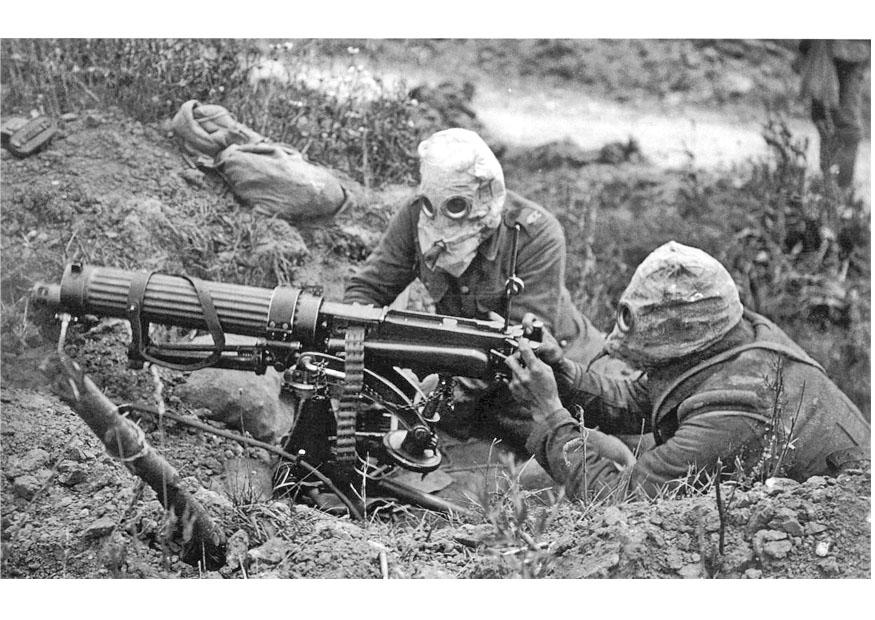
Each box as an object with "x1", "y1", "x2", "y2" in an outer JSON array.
[{"x1": 0, "y1": 4, "x2": 871, "y2": 597}]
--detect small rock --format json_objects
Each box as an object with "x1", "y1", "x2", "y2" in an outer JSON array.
[
  {"x1": 313, "y1": 519, "x2": 362, "y2": 541},
  {"x1": 757, "y1": 529, "x2": 788, "y2": 542},
  {"x1": 60, "y1": 468, "x2": 89, "y2": 487},
  {"x1": 9, "y1": 448, "x2": 51, "y2": 476},
  {"x1": 64, "y1": 446, "x2": 89, "y2": 462},
  {"x1": 805, "y1": 476, "x2": 828, "y2": 488},
  {"x1": 743, "y1": 568, "x2": 763, "y2": 579},
  {"x1": 203, "y1": 456, "x2": 224, "y2": 474},
  {"x1": 764, "y1": 477, "x2": 799, "y2": 495},
  {"x1": 806, "y1": 522, "x2": 829, "y2": 536},
  {"x1": 416, "y1": 566, "x2": 454, "y2": 578},
  {"x1": 574, "y1": 552, "x2": 620, "y2": 578},
  {"x1": 769, "y1": 512, "x2": 804, "y2": 537},
  {"x1": 746, "y1": 505, "x2": 775, "y2": 535},
  {"x1": 732, "y1": 493, "x2": 754, "y2": 509},
  {"x1": 602, "y1": 506, "x2": 626, "y2": 526},
  {"x1": 678, "y1": 563, "x2": 703, "y2": 579},
  {"x1": 815, "y1": 541, "x2": 831, "y2": 557},
  {"x1": 817, "y1": 556, "x2": 840, "y2": 576},
  {"x1": 12, "y1": 470, "x2": 52, "y2": 500},
  {"x1": 83, "y1": 517, "x2": 116, "y2": 540},
  {"x1": 763, "y1": 539, "x2": 793, "y2": 560},
  {"x1": 753, "y1": 529, "x2": 791, "y2": 561},
  {"x1": 247, "y1": 537, "x2": 292, "y2": 565},
  {"x1": 666, "y1": 550, "x2": 685, "y2": 570}
]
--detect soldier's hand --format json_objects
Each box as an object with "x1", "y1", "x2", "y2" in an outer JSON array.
[
  {"x1": 505, "y1": 338, "x2": 564, "y2": 424},
  {"x1": 521, "y1": 312, "x2": 563, "y2": 366}
]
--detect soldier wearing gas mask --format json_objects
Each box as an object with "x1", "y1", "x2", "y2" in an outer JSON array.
[
  {"x1": 505, "y1": 241, "x2": 870, "y2": 499},
  {"x1": 344, "y1": 128, "x2": 611, "y2": 448}
]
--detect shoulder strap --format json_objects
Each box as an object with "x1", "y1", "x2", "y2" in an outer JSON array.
[{"x1": 651, "y1": 340, "x2": 826, "y2": 441}]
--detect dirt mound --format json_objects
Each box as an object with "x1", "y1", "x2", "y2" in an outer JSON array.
[{"x1": 3, "y1": 382, "x2": 868, "y2": 579}]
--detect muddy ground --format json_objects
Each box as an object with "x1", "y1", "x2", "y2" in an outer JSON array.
[{"x1": 0, "y1": 40, "x2": 871, "y2": 580}]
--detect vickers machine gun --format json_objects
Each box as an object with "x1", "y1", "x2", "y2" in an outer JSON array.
[{"x1": 34, "y1": 262, "x2": 541, "y2": 514}]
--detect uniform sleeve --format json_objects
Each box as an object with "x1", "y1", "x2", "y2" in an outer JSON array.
[
  {"x1": 343, "y1": 203, "x2": 418, "y2": 306},
  {"x1": 508, "y1": 216, "x2": 566, "y2": 334},
  {"x1": 553, "y1": 358, "x2": 651, "y2": 434},
  {"x1": 527, "y1": 405, "x2": 769, "y2": 500},
  {"x1": 626, "y1": 411, "x2": 768, "y2": 497},
  {"x1": 525, "y1": 407, "x2": 635, "y2": 500}
]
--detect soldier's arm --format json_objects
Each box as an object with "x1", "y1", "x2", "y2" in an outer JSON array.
[
  {"x1": 528, "y1": 403, "x2": 769, "y2": 500},
  {"x1": 552, "y1": 358, "x2": 651, "y2": 434},
  {"x1": 343, "y1": 202, "x2": 418, "y2": 306}
]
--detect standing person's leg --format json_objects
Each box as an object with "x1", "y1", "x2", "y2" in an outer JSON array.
[
  {"x1": 810, "y1": 98, "x2": 835, "y2": 179},
  {"x1": 832, "y1": 60, "x2": 866, "y2": 190}
]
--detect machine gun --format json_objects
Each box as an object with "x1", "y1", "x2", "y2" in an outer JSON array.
[{"x1": 33, "y1": 263, "x2": 541, "y2": 513}]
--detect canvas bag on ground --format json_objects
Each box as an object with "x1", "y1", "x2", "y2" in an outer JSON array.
[
  {"x1": 215, "y1": 143, "x2": 352, "y2": 221},
  {"x1": 172, "y1": 100, "x2": 264, "y2": 158}
]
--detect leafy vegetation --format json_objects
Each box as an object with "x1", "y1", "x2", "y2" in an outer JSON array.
[{"x1": 1, "y1": 39, "x2": 434, "y2": 187}]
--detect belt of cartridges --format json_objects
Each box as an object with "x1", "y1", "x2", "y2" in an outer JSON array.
[{"x1": 335, "y1": 325, "x2": 365, "y2": 470}]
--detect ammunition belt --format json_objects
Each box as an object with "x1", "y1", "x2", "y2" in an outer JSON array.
[{"x1": 335, "y1": 325, "x2": 365, "y2": 470}]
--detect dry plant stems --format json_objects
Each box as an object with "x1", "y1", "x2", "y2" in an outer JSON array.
[
  {"x1": 749, "y1": 357, "x2": 800, "y2": 483},
  {"x1": 474, "y1": 455, "x2": 560, "y2": 578},
  {"x1": 714, "y1": 458, "x2": 726, "y2": 556}
]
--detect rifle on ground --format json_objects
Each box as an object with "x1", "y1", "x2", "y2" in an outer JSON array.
[{"x1": 34, "y1": 263, "x2": 541, "y2": 515}]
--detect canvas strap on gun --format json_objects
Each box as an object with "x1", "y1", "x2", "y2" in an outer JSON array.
[{"x1": 126, "y1": 270, "x2": 226, "y2": 371}]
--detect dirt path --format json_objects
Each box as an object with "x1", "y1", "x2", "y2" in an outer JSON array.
[
  {"x1": 474, "y1": 83, "x2": 871, "y2": 204},
  {"x1": 369, "y1": 61, "x2": 870, "y2": 204}
]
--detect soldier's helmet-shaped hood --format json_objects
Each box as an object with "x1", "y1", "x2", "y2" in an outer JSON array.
[
  {"x1": 415, "y1": 128, "x2": 506, "y2": 277},
  {"x1": 605, "y1": 241, "x2": 743, "y2": 366}
]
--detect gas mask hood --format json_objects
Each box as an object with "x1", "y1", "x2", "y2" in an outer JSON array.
[{"x1": 415, "y1": 129, "x2": 506, "y2": 278}]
